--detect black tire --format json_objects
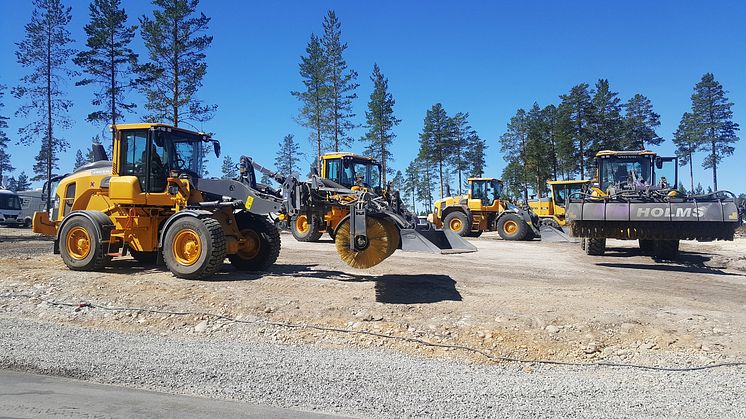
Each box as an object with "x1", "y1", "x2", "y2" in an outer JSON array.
[
  {"x1": 580, "y1": 237, "x2": 587, "y2": 250},
  {"x1": 229, "y1": 213, "x2": 281, "y2": 271},
  {"x1": 639, "y1": 239, "x2": 655, "y2": 254},
  {"x1": 496, "y1": 213, "x2": 529, "y2": 241},
  {"x1": 443, "y1": 211, "x2": 470, "y2": 237},
  {"x1": 23, "y1": 218, "x2": 31, "y2": 228},
  {"x1": 130, "y1": 249, "x2": 158, "y2": 265},
  {"x1": 163, "y1": 216, "x2": 226, "y2": 280},
  {"x1": 290, "y1": 213, "x2": 323, "y2": 242},
  {"x1": 585, "y1": 238, "x2": 606, "y2": 256},
  {"x1": 59, "y1": 216, "x2": 108, "y2": 271},
  {"x1": 467, "y1": 230, "x2": 483, "y2": 238},
  {"x1": 653, "y1": 240, "x2": 679, "y2": 260}
]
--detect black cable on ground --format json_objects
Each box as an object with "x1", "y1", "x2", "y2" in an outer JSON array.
[{"x1": 1, "y1": 293, "x2": 744, "y2": 372}]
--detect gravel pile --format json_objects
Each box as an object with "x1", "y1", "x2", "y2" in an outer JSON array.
[{"x1": 1, "y1": 315, "x2": 743, "y2": 418}]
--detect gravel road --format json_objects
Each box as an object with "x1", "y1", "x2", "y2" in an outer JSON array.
[{"x1": 1, "y1": 315, "x2": 744, "y2": 418}]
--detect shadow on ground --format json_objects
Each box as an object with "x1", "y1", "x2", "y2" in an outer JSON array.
[
  {"x1": 597, "y1": 248, "x2": 744, "y2": 276},
  {"x1": 102, "y1": 261, "x2": 463, "y2": 304}
]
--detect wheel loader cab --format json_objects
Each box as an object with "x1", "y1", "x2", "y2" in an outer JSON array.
[
  {"x1": 468, "y1": 178, "x2": 503, "y2": 210},
  {"x1": 321, "y1": 153, "x2": 381, "y2": 190},
  {"x1": 110, "y1": 124, "x2": 220, "y2": 206},
  {"x1": 595, "y1": 151, "x2": 678, "y2": 194}
]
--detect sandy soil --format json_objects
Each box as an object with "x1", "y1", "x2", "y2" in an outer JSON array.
[{"x1": 1, "y1": 227, "x2": 744, "y2": 366}]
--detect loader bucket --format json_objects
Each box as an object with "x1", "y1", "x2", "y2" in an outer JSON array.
[
  {"x1": 399, "y1": 225, "x2": 478, "y2": 254},
  {"x1": 539, "y1": 225, "x2": 578, "y2": 243}
]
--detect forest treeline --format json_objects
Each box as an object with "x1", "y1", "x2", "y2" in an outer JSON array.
[{"x1": 0, "y1": 1, "x2": 741, "y2": 214}]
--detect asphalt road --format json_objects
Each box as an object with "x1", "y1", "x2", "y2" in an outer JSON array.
[{"x1": 0, "y1": 369, "x2": 340, "y2": 419}]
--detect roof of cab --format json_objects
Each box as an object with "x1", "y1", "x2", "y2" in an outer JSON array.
[{"x1": 110, "y1": 123, "x2": 207, "y2": 137}]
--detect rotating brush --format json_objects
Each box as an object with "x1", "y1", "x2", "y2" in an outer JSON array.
[{"x1": 335, "y1": 217, "x2": 400, "y2": 269}]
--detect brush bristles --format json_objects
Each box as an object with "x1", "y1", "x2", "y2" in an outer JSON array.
[{"x1": 335, "y1": 218, "x2": 399, "y2": 269}]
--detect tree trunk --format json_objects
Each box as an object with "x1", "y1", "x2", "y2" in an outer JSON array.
[
  {"x1": 578, "y1": 116, "x2": 585, "y2": 180},
  {"x1": 172, "y1": 17, "x2": 179, "y2": 127},
  {"x1": 380, "y1": 126, "x2": 386, "y2": 185},
  {"x1": 45, "y1": 18, "x2": 53, "y2": 211},
  {"x1": 712, "y1": 139, "x2": 718, "y2": 191},
  {"x1": 110, "y1": 28, "x2": 116, "y2": 126},
  {"x1": 688, "y1": 148, "x2": 694, "y2": 192},
  {"x1": 438, "y1": 160, "x2": 444, "y2": 199}
]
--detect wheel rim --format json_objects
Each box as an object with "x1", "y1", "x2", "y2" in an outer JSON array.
[
  {"x1": 237, "y1": 229, "x2": 261, "y2": 260},
  {"x1": 449, "y1": 218, "x2": 463, "y2": 232},
  {"x1": 66, "y1": 226, "x2": 91, "y2": 260},
  {"x1": 172, "y1": 229, "x2": 201, "y2": 266},
  {"x1": 504, "y1": 220, "x2": 518, "y2": 235},
  {"x1": 295, "y1": 214, "x2": 309, "y2": 233}
]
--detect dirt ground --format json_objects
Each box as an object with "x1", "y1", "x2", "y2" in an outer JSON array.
[{"x1": 1, "y1": 227, "x2": 745, "y2": 366}]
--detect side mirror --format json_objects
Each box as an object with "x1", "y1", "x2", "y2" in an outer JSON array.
[
  {"x1": 655, "y1": 157, "x2": 663, "y2": 169},
  {"x1": 154, "y1": 132, "x2": 164, "y2": 148},
  {"x1": 212, "y1": 140, "x2": 221, "y2": 158}
]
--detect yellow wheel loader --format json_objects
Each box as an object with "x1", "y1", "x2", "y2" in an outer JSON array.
[
  {"x1": 565, "y1": 150, "x2": 742, "y2": 259},
  {"x1": 527, "y1": 179, "x2": 591, "y2": 242},
  {"x1": 289, "y1": 152, "x2": 380, "y2": 242},
  {"x1": 429, "y1": 177, "x2": 539, "y2": 240},
  {"x1": 250, "y1": 157, "x2": 477, "y2": 269},
  {"x1": 33, "y1": 124, "x2": 287, "y2": 279}
]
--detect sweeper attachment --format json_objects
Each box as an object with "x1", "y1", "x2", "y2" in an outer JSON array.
[
  {"x1": 565, "y1": 150, "x2": 742, "y2": 259},
  {"x1": 249, "y1": 157, "x2": 477, "y2": 269}
]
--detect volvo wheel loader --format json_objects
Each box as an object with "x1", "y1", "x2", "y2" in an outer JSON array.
[
  {"x1": 527, "y1": 179, "x2": 591, "y2": 242},
  {"x1": 429, "y1": 177, "x2": 539, "y2": 240},
  {"x1": 249, "y1": 157, "x2": 477, "y2": 269},
  {"x1": 289, "y1": 152, "x2": 380, "y2": 242},
  {"x1": 565, "y1": 150, "x2": 742, "y2": 259},
  {"x1": 32, "y1": 123, "x2": 288, "y2": 279}
]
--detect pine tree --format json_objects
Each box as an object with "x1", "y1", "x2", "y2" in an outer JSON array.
[
  {"x1": 390, "y1": 170, "x2": 403, "y2": 191},
  {"x1": 590, "y1": 79, "x2": 624, "y2": 153},
  {"x1": 274, "y1": 134, "x2": 302, "y2": 176},
  {"x1": 623, "y1": 94, "x2": 662, "y2": 149},
  {"x1": 694, "y1": 182, "x2": 704, "y2": 195},
  {"x1": 139, "y1": 0, "x2": 215, "y2": 127},
  {"x1": 5, "y1": 177, "x2": 17, "y2": 191},
  {"x1": 449, "y1": 112, "x2": 474, "y2": 194},
  {"x1": 403, "y1": 159, "x2": 419, "y2": 213},
  {"x1": 672, "y1": 112, "x2": 703, "y2": 192},
  {"x1": 361, "y1": 64, "x2": 399, "y2": 185},
  {"x1": 465, "y1": 130, "x2": 487, "y2": 178},
  {"x1": 220, "y1": 155, "x2": 237, "y2": 179},
  {"x1": 292, "y1": 33, "x2": 329, "y2": 169},
  {"x1": 321, "y1": 10, "x2": 358, "y2": 151},
  {"x1": 499, "y1": 108, "x2": 529, "y2": 202},
  {"x1": 74, "y1": 149, "x2": 88, "y2": 169},
  {"x1": 688, "y1": 73, "x2": 740, "y2": 191},
  {"x1": 524, "y1": 103, "x2": 553, "y2": 198},
  {"x1": 0, "y1": 84, "x2": 14, "y2": 185},
  {"x1": 419, "y1": 103, "x2": 452, "y2": 199},
  {"x1": 13, "y1": 0, "x2": 76, "y2": 207},
  {"x1": 74, "y1": 0, "x2": 140, "y2": 127},
  {"x1": 501, "y1": 160, "x2": 525, "y2": 203},
  {"x1": 540, "y1": 104, "x2": 559, "y2": 180},
  {"x1": 557, "y1": 84, "x2": 593, "y2": 178},
  {"x1": 15, "y1": 171, "x2": 32, "y2": 191}
]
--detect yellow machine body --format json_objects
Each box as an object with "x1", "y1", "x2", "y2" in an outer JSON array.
[
  {"x1": 430, "y1": 177, "x2": 508, "y2": 233},
  {"x1": 528, "y1": 179, "x2": 591, "y2": 227}
]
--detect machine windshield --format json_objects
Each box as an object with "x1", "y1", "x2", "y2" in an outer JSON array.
[
  {"x1": 0, "y1": 194, "x2": 21, "y2": 210},
  {"x1": 471, "y1": 180, "x2": 502, "y2": 204},
  {"x1": 154, "y1": 130, "x2": 204, "y2": 177},
  {"x1": 599, "y1": 157, "x2": 652, "y2": 191},
  {"x1": 654, "y1": 157, "x2": 677, "y2": 189},
  {"x1": 553, "y1": 183, "x2": 587, "y2": 206},
  {"x1": 341, "y1": 158, "x2": 381, "y2": 189}
]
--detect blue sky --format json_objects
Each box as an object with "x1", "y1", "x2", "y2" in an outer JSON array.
[{"x1": 0, "y1": 0, "x2": 744, "y2": 193}]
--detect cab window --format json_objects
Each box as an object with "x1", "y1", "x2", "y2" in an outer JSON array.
[
  {"x1": 119, "y1": 129, "x2": 149, "y2": 191},
  {"x1": 325, "y1": 158, "x2": 341, "y2": 184}
]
